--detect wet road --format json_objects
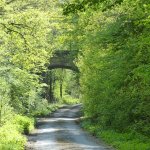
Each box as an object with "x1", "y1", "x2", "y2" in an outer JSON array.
[{"x1": 26, "y1": 104, "x2": 113, "y2": 150}]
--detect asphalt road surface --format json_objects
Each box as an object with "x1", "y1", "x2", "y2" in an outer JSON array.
[{"x1": 26, "y1": 104, "x2": 113, "y2": 150}]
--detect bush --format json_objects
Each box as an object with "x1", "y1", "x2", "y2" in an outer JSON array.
[
  {"x1": 13, "y1": 115, "x2": 35, "y2": 134},
  {"x1": 77, "y1": 0, "x2": 150, "y2": 136},
  {"x1": 32, "y1": 102, "x2": 61, "y2": 117},
  {"x1": 0, "y1": 124, "x2": 26, "y2": 150},
  {"x1": 0, "y1": 115, "x2": 35, "y2": 150}
]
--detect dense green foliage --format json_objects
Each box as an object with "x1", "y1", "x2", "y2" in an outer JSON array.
[
  {"x1": 0, "y1": 103, "x2": 61, "y2": 150},
  {"x1": 33, "y1": 103, "x2": 61, "y2": 117},
  {"x1": 81, "y1": 119, "x2": 150, "y2": 150},
  {"x1": 63, "y1": 0, "x2": 150, "y2": 138},
  {"x1": 52, "y1": 69, "x2": 80, "y2": 104},
  {"x1": 0, "y1": 0, "x2": 150, "y2": 149},
  {"x1": 0, "y1": 0, "x2": 67, "y2": 149},
  {"x1": 0, "y1": 115, "x2": 34, "y2": 150},
  {"x1": 0, "y1": 0, "x2": 54, "y2": 125}
]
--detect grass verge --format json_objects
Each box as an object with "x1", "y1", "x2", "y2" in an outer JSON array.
[{"x1": 81, "y1": 118, "x2": 150, "y2": 150}]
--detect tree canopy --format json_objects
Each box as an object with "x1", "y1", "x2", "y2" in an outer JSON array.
[
  {"x1": 0, "y1": 0, "x2": 150, "y2": 149},
  {"x1": 62, "y1": 0, "x2": 150, "y2": 136}
]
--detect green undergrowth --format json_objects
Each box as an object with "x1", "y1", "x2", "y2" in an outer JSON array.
[
  {"x1": 61, "y1": 95, "x2": 80, "y2": 104},
  {"x1": 32, "y1": 103, "x2": 62, "y2": 117},
  {"x1": 0, "y1": 103, "x2": 61, "y2": 150},
  {"x1": 81, "y1": 119, "x2": 150, "y2": 150},
  {"x1": 0, "y1": 115, "x2": 34, "y2": 150}
]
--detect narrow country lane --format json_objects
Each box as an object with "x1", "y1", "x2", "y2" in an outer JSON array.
[{"x1": 26, "y1": 104, "x2": 113, "y2": 150}]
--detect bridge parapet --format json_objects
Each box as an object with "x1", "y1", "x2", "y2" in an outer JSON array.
[{"x1": 49, "y1": 50, "x2": 79, "y2": 72}]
